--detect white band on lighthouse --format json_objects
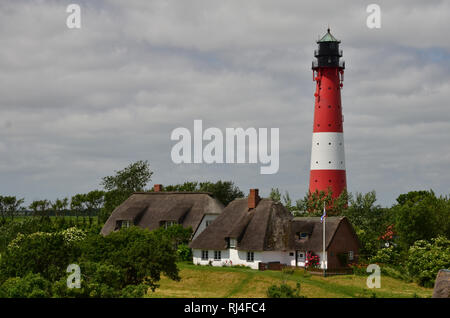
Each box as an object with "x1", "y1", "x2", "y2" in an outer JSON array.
[{"x1": 310, "y1": 132, "x2": 346, "y2": 170}]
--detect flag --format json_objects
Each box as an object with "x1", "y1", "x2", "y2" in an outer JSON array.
[{"x1": 321, "y1": 203, "x2": 327, "y2": 223}]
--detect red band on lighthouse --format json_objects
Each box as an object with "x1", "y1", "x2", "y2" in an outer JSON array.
[{"x1": 309, "y1": 29, "x2": 347, "y2": 199}]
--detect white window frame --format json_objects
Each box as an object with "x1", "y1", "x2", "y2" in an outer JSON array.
[
  {"x1": 164, "y1": 221, "x2": 176, "y2": 229},
  {"x1": 201, "y1": 250, "x2": 209, "y2": 260},
  {"x1": 121, "y1": 220, "x2": 131, "y2": 229},
  {"x1": 214, "y1": 250, "x2": 221, "y2": 260},
  {"x1": 247, "y1": 251, "x2": 254, "y2": 262},
  {"x1": 229, "y1": 238, "x2": 237, "y2": 248},
  {"x1": 349, "y1": 251, "x2": 354, "y2": 261}
]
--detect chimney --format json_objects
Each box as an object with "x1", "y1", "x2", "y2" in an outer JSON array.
[
  {"x1": 153, "y1": 184, "x2": 163, "y2": 192},
  {"x1": 248, "y1": 189, "x2": 260, "y2": 209}
]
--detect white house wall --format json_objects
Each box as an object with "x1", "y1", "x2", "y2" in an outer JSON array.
[
  {"x1": 193, "y1": 249, "x2": 328, "y2": 270},
  {"x1": 193, "y1": 249, "x2": 298, "y2": 270},
  {"x1": 192, "y1": 214, "x2": 219, "y2": 240}
]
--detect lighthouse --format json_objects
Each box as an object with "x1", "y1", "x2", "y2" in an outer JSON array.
[{"x1": 309, "y1": 28, "x2": 346, "y2": 199}]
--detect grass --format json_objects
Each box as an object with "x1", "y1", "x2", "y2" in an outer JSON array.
[{"x1": 147, "y1": 262, "x2": 433, "y2": 298}]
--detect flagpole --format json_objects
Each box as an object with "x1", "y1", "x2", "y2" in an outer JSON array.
[{"x1": 323, "y1": 201, "x2": 326, "y2": 277}]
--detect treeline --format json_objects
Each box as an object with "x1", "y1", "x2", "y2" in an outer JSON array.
[
  {"x1": 0, "y1": 190, "x2": 105, "y2": 220},
  {"x1": 0, "y1": 161, "x2": 245, "y2": 225}
]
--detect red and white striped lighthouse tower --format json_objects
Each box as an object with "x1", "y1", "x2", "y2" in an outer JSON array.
[{"x1": 309, "y1": 28, "x2": 346, "y2": 199}]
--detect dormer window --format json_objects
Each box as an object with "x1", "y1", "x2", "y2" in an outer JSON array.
[
  {"x1": 117, "y1": 220, "x2": 131, "y2": 229},
  {"x1": 162, "y1": 221, "x2": 176, "y2": 229},
  {"x1": 229, "y1": 238, "x2": 237, "y2": 248},
  {"x1": 296, "y1": 232, "x2": 309, "y2": 240}
]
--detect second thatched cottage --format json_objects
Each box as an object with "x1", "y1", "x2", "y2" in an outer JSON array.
[
  {"x1": 190, "y1": 189, "x2": 359, "y2": 270},
  {"x1": 101, "y1": 184, "x2": 224, "y2": 239}
]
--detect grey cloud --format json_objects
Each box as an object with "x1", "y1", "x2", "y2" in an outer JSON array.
[{"x1": 0, "y1": 0, "x2": 449, "y2": 206}]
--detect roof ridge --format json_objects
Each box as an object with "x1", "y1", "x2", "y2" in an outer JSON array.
[{"x1": 133, "y1": 191, "x2": 213, "y2": 195}]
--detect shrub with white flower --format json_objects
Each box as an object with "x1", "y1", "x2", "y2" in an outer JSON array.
[
  {"x1": 7, "y1": 227, "x2": 86, "y2": 250},
  {"x1": 61, "y1": 227, "x2": 86, "y2": 244}
]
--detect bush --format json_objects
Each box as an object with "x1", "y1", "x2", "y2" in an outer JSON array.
[
  {"x1": 120, "y1": 284, "x2": 149, "y2": 298},
  {"x1": 0, "y1": 217, "x2": 56, "y2": 253},
  {"x1": 79, "y1": 226, "x2": 180, "y2": 291},
  {"x1": 380, "y1": 265, "x2": 412, "y2": 282},
  {"x1": 394, "y1": 191, "x2": 450, "y2": 249},
  {"x1": 0, "y1": 229, "x2": 83, "y2": 282},
  {"x1": 177, "y1": 244, "x2": 192, "y2": 262},
  {"x1": 0, "y1": 273, "x2": 51, "y2": 298},
  {"x1": 369, "y1": 246, "x2": 401, "y2": 265},
  {"x1": 266, "y1": 282, "x2": 305, "y2": 298},
  {"x1": 349, "y1": 263, "x2": 369, "y2": 276},
  {"x1": 406, "y1": 236, "x2": 450, "y2": 287}
]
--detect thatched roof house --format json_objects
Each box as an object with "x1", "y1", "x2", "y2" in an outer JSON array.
[
  {"x1": 190, "y1": 189, "x2": 359, "y2": 270},
  {"x1": 190, "y1": 196, "x2": 292, "y2": 251},
  {"x1": 101, "y1": 185, "x2": 224, "y2": 237}
]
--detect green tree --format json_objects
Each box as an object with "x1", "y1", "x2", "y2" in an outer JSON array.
[
  {"x1": 84, "y1": 190, "x2": 105, "y2": 221},
  {"x1": 0, "y1": 273, "x2": 51, "y2": 298},
  {"x1": 101, "y1": 160, "x2": 153, "y2": 193},
  {"x1": 406, "y1": 236, "x2": 450, "y2": 287},
  {"x1": 393, "y1": 190, "x2": 449, "y2": 249},
  {"x1": 29, "y1": 200, "x2": 51, "y2": 218},
  {"x1": 0, "y1": 196, "x2": 25, "y2": 221},
  {"x1": 342, "y1": 191, "x2": 393, "y2": 258},
  {"x1": 269, "y1": 188, "x2": 300, "y2": 214},
  {"x1": 296, "y1": 188, "x2": 348, "y2": 216},
  {"x1": 0, "y1": 217, "x2": 56, "y2": 253},
  {"x1": 70, "y1": 194, "x2": 86, "y2": 221},
  {"x1": 163, "y1": 181, "x2": 244, "y2": 206},
  {"x1": 100, "y1": 160, "x2": 153, "y2": 223},
  {"x1": 0, "y1": 230, "x2": 83, "y2": 282},
  {"x1": 269, "y1": 188, "x2": 282, "y2": 203},
  {"x1": 52, "y1": 261, "x2": 123, "y2": 298},
  {"x1": 51, "y1": 197, "x2": 68, "y2": 218},
  {"x1": 79, "y1": 226, "x2": 180, "y2": 292}
]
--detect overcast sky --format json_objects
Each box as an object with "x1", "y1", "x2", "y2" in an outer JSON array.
[{"x1": 0, "y1": 0, "x2": 449, "y2": 206}]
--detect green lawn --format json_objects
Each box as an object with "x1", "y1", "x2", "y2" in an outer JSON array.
[{"x1": 147, "y1": 263, "x2": 433, "y2": 298}]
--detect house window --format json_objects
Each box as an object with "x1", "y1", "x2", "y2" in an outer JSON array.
[
  {"x1": 349, "y1": 251, "x2": 354, "y2": 261},
  {"x1": 247, "y1": 252, "x2": 254, "y2": 262},
  {"x1": 120, "y1": 220, "x2": 131, "y2": 229},
  {"x1": 229, "y1": 238, "x2": 237, "y2": 248},
  {"x1": 214, "y1": 251, "x2": 221, "y2": 260},
  {"x1": 297, "y1": 232, "x2": 308, "y2": 239},
  {"x1": 164, "y1": 221, "x2": 176, "y2": 229},
  {"x1": 206, "y1": 220, "x2": 213, "y2": 227},
  {"x1": 201, "y1": 250, "x2": 209, "y2": 260}
]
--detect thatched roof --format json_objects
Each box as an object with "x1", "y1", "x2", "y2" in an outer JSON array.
[
  {"x1": 190, "y1": 198, "x2": 292, "y2": 251},
  {"x1": 290, "y1": 217, "x2": 357, "y2": 251},
  {"x1": 190, "y1": 197, "x2": 356, "y2": 252},
  {"x1": 100, "y1": 192, "x2": 224, "y2": 235}
]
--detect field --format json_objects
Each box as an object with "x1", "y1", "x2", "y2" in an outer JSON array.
[{"x1": 147, "y1": 263, "x2": 433, "y2": 298}]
